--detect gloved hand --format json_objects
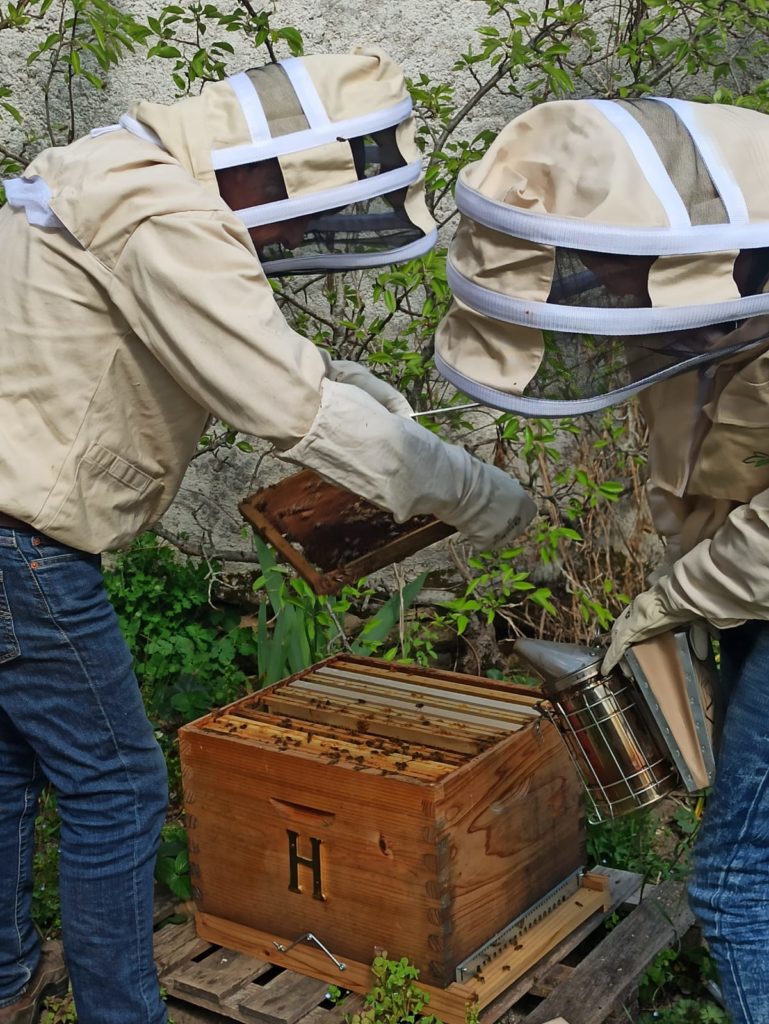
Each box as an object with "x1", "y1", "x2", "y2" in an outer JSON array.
[
  {"x1": 281, "y1": 379, "x2": 537, "y2": 550},
  {"x1": 601, "y1": 576, "x2": 697, "y2": 675},
  {"x1": 325, "y1": 358, "x2": 414, "y2": 417}
]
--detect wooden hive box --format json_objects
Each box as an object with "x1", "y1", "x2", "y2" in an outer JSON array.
[{"x1": 179, "y1": 655, "x2": 588, "y2": 1005}]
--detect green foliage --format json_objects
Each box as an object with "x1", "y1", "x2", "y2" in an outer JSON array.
[
  {"x1": 250, "y1": 535, "x2": 432, "y2": 682},
  {"x1": 141, "y1": 3, "x2": 303, "y2": 94},
  {"x1": 637, "y1": 998, "x2": 729, "y2": 1024},
  {"x1": 640, "y1": 943, "x2": 721, "y2": 1005},
  {"x1": 155, "y1": 821, "x2": 193, "y2": 902},
  {"x1": 437, "y1": 547, "x2": 556, "y2": 642},
  {"x1": 586, "y1": 802, "x2": 701, "y2": 883},
  {"x1": 0, "y1": 0, "x2": 303, "y2": 185},
  {"x1": 32, "y1": 788, "x2": 61, "y2": 936},
  {"x1": 350, "y1": 571, "x2": 430, "y2": 659},
  {"x1": 248, "y1": 535, "x2": 350, "y2": 686},
  {"x1": 40, "y1": 991, "x2": 78, "y2": 1024},
  {"x1": 638, "y1": 943, "x2": 728, "y2": 1023},
  {"x1": 346, "y1": 954, "x2": 441, "y2": 1024},
  {"x1": 104, "y1": 533, "x2": 257, "y2": 724}
]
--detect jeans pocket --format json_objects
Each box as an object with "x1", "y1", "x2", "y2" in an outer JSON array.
[
  {"x1": 0, "y1": 571, "x2": 20, "y2": 664},
  {"x1": 29, "y1": 534, "x2": 86, "y2": 565}
]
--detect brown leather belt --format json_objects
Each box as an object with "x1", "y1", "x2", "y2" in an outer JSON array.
[{"x1": 0, "y1": 512, "x2": 34, "y2": 531}]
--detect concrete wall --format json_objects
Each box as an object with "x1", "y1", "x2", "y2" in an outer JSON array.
[{"x1": 1, "y1": 1, "x2": 514, "y2": 154}]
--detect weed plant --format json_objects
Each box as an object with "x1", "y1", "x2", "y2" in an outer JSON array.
[{"x1": 343, "y1": 955, "x2": 440, "y2": 1024}]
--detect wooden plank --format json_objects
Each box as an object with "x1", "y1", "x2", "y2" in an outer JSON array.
[
  {"x1": 459, "y1": 888, "x2": 607, "y2": 1003},
  {"x1": 164, "y1": 997, "x2": 233, "y2": 1023},
  {"x1": 329, "y1": 657, "x2": 544, "y2": 706},
  {"x1": 153, "y1": 888, "x2": 178, "y2": 925},
  {"x1": 173, "y1": 947, "x2": 274, "y2": 1000},
  {"x1": 237, "y1": 970, "x2": 331, "y2": 1024},
  {"x1": 154, "y1": 918, "x2": 212, "y2": 974},
  {"x1": 303, "y1": 672, "x2": 533, "y2": 724},
  {"x1": 235, "y1": 703, "x2": 474, "y2": 764},
  {"x1": 197, "y1": 717, "x2": 456, "y2": 781},
  {"x1": 298, "y1": 993, "x2": 366, "y2": 1024},
  {"x1": 314, "y1": 666, "x2": 539, "y2": 720},
  {"x1": 235, "y1": 701, "x2": 479, "y2": 749},
  {"x1": 196, "y1": 876, "x2": 606, "y2": 1024},
  {"x1": 523, "y1": 879, "x2": 695, "y2": 1024},
  {"x1": 293, "y1": 677, "x2": 525, "y2": 731},
  {"x1": 259, "y1": 691, "x2": 487, "y2": 756},
  {"x1": 478, "y1": 868, "x2": 642, "y2": 1024},
  {"x1": 528, "y1": 962, "x2": 575, "y2": 999}
]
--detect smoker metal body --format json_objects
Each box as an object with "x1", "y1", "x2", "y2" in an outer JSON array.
[{"x1": 515, "y1": 631, "x2": 724, "y2": 822}]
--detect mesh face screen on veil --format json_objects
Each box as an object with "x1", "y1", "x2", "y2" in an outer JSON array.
[
  {"x1": 215, "y1": 58, "x2": 437, "y2": 275},
  {"x1": 252, "y1": 127, "x2": 430, "y2": 275},
  {"x1": 435, "y1": 96, "x2": 769, "y2": 417}
]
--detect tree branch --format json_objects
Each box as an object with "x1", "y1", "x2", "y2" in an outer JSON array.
[
  {"x1": 152, "y1": 524, "x2": 263, "y2": 564},
  {"x1": 276, "y1": 290, "x2": 338, "y2": 332}
]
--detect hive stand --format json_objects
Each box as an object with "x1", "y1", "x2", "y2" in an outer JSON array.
[{"x1": 153, "y1": 868, "x2": 696, "y2": 1024}]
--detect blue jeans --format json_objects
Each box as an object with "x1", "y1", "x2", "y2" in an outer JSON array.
[
  {"x1": 0, "y1": 528, "x2": 168, "y2": 1023},
  {"x1": 690, "y1": 620, "x2": 769, "y2": 1024}
]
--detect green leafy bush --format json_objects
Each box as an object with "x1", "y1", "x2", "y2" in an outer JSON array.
[
  {"x1": 104, "y1": 533, "x2": 257, "y2": 725},
  {"x1": 155, "y1": 822, "x2": 193, "y2": 902},
  {"x1": 346, "y1": 955, "x2": 440, "y2": 1024}
]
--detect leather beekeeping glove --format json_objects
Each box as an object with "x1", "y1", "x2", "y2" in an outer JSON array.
[
  {"x1": 324, "y1": 357, "x2": 414, "y2": 417},
  {"x1": 280, "y1": 379, "x2": 537, "y2": 550},
  {"x1": 601, "y1": 580, "x2": 696, "y2": 674}
]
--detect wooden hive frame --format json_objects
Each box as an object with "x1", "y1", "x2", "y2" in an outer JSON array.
[{"x1": 239, "y1": 469, "x2": 455, "y2": 594}]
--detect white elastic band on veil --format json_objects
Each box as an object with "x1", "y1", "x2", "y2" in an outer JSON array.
[
  {"x1": 261, "y1": 226, "x2": 437, "y2": 274},
  {"x1": 446, "y1": 257, "x2": 769, "y2": 335},
  {"x1": 227, "y1": 72, "x2": 271, "y2": 143},
  {"x1": 234, "y1": 160, "x2": 422, "y2": 228},
  {"x1": 455, "y1": 175, "x2": 769, "y2": 256},
  {"x1": 279, "y1": 59, "x2": 330, "y2": 129},
  {"x1": 436, "y1": 334, "x2": 769, "y2": 418},
  {"x1": 211, "y1": 96, "x2": 413, "y2": 170},
  {"x1": 587, "y1": 99, "x2": 691, "y2": 230}
]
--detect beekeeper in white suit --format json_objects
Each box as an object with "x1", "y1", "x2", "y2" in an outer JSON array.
[
  {"x1": 435, "y1": 94, "x2": 769, "y2": 1024},
  {"x1": 0, "y1": 49, "x2": 535, "y2": 1024}
]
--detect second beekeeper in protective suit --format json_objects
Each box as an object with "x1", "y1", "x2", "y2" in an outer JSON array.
[
  {"x1": 434, "y1": 95, "x2": 769, "y2": 1024},
  {"x1": 0, "y1": 49, "x2": 535, "y2": 1024}
]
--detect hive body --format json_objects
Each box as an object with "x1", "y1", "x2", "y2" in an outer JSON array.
[{"x1": 180, "y1": 656, "x2": 585, "y2": 986}]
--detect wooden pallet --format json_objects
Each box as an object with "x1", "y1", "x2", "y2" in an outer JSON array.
[
  {"x1": 153, "y1": 867, "x2": 694, "y2": 1024},
  {"x1": 153, "y1": 904, "x2": 364, "y2": 1024}
]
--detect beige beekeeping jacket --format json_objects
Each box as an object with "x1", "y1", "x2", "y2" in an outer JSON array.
[
  {"x1": 0, "y1": 114, "x2": 331, "y2": 552},
  {"x1": 638, "y1": 348, "x2": 769, "y2": 626}
]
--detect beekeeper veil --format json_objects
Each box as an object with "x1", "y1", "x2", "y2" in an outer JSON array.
[
  {"x1": 124, "y1": 48, "x2": 436, "y2": 275},
  {"x1": 434, "y1": 98, "x2": 769, "y2": 416},
  {"x1": 3, "y1": 47, "x2": 435, "y2": 277}
]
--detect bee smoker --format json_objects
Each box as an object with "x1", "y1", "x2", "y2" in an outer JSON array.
[{"x1": 515, "y1": 631, "x2": 724, "y2": 823}]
